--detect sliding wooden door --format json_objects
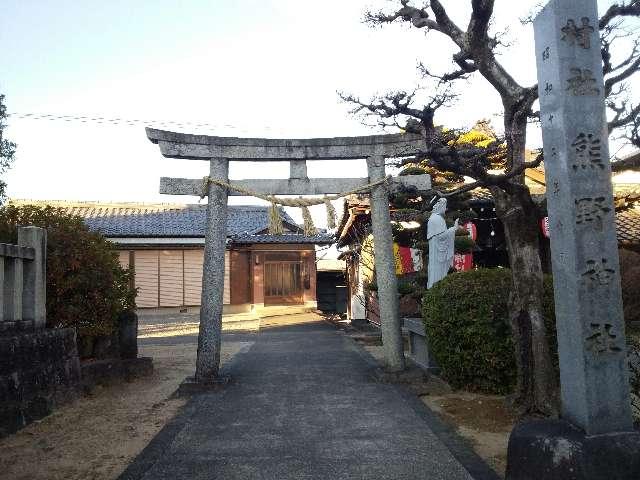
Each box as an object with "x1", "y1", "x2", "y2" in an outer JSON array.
[{"x1": 264, "y1": 253, "x2": 304, "y2": 305}]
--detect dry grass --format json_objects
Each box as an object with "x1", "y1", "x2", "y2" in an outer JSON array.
[{"x1": 422, "y1": 394, "x2": 515, "y2": 478}]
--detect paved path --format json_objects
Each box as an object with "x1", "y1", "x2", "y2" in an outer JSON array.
[{"x1": 121, "y1": 319, "x2": 498, "y2": 480}]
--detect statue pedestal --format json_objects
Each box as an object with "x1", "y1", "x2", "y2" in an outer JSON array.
[{"x1": 403, "y1": 317, "x2": 440, "y2": 374}]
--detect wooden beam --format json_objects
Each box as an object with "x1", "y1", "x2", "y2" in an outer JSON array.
[
  {"x1": 147, "y1": 128, "x2": 425, "y2": 161},
  {"x1": 160, "y1": 175, "x2": 431, "y2": 197}
]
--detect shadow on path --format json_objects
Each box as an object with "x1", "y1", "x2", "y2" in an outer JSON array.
[{"x1": 120, "y1": 318, "x2": 499, "y2": 480}]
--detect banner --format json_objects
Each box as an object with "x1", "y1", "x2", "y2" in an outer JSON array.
[
  {"x1": 453, "y1": 253, "x2": 473, "y2": 271},
  {"x1": 393, "y1": 244, "x2": 423, "y2": 274}
]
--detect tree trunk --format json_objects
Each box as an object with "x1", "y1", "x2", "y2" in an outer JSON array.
[{"x1": 491, "y1": 107, "x2": 558, "y2": 417}]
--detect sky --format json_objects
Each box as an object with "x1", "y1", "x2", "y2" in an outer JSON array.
[{"x1": 1, "y1": 0, "x2": 638, "y2": 227}]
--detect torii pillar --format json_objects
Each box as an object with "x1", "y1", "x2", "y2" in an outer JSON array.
[
  {"x1": 196, "y1": 158, "x2": 229, "y2": 382},
  {"x1": 367, "y1": 155, "x2": 405, "y2": 371},
  {"x1": 146, "y1": 128, "x2": 429, "y2": 381}
]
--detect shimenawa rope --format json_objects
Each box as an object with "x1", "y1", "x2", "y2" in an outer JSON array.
[{"x1": 200, "y1": 176, "x2": 389, "y2": 235}]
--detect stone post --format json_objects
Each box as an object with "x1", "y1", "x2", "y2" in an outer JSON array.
[
  {"x1": 3, "y1": 258, "x2": 23, "y2": 324},
  {"x1": 366, "y1": 155, "x2": 405, "y2": 372},
  {"x1": 195, "y1": 158, "x2": 229, "y2": 383},
  {"x1": 505, "y1": 2, "x2": 640, "y2": 477},
  {"x1": 18, "y1": 227, "x2": 47, "y2": 329},
  {"x1": 534, "y1": 0, "x2": 632, "y2": 435}
]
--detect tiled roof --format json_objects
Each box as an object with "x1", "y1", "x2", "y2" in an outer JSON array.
[
  {"x1": 230, "y1": 233, "x2": 334, "y2": 245},
  {"x1": 8, "y1": 200, "x2": 307, "y2": 239},
  {"x1": 81, "y1": 204, "x2": 299, "y2": 238},
  {"x1": 617, "y1": 208, "x2": 640, "y2": 246}
]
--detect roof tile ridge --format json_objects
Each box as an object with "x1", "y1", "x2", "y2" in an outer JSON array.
[{"x1": 8, "y1": 198, "x2": 190, "y2": 210}]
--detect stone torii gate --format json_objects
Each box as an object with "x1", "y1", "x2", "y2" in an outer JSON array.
[{"x1": 146, "y1": 128, "x2": 430, "y2": 383}]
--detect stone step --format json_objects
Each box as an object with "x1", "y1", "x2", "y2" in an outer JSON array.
[
  {"x1": 253, "y1": 305, "x2": 314, "y2": 317},
  {"x1": 222, "y1": 312, "x2": 259, "y2": 322},
  {"x1": 221, "y1": 318, "x2": 260, "y2": 331},
  {"x1": 221, "y1": 312, "x2": 261, "y2": 331}
]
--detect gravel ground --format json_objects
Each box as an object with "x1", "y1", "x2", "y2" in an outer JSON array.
[{"x1": 0, "y1": 313, "x2": 253, "y2": 480}]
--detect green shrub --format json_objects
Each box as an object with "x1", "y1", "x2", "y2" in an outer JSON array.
[
  {"x1": 0, "y1": 205, "x2": 136, "y2": 341},
  {"x1": 397, "y1": 278, "x2": 416, "y2": 295},
  {"x1": 422, "y1": 268, "x2": 557, "y2": 394},
  {"x1": 453, "y1": 235, "x2": 475, "y2": 253}
]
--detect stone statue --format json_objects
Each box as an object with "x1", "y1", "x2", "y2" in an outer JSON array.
[{"x1": 426, "y1": 198, "x2": 458, "y2": 289}]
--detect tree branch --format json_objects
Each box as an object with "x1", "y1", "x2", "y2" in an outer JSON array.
[
  {"x1": 611, "y1": 150, "x2": 640, "y2": 172},
  {"x1": 429, "y1": 0, "x2": 466, "y2": 44},
  {"x1": 418, "y1": 54, "x2": 477, "y2": 85},
  {"x1": 372, "y1": 1, "x2": 530, "y2": 101},
  {"x1": 608, "y1": 101, "x2": 640, "y2": 132},
  {"x1": 603, "y1": 33, "x2": 639, "y2": 76},
  {"x1": 468, "y1": 0, "x2": 495, "y2": 51},
  {"x1": 605, "y1": 56, "x2": 640, "y2": 96},
  {"x1": 433, "y1": 153, "x2": 544, "y2": 198},
  {"x1": 338, "y1": 87, "x2": 458, "y2": 134},
  {"x1": 365, "y1": 0, "x2": 441, "y2": 31},
  {"x1": 599, "y1": 0, "x2": 640, "y2": 29}
]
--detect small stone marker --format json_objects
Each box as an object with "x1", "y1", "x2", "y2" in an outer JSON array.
[
  {"x1": 534, "y1": 0, "x2": 632, "y2": 435},
  {"x1": 18, "y1": 227, "x2": 47, "y2": 329}
]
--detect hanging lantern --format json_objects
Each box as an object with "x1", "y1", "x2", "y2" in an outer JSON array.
[
  {"x1": 463, "y1": 222, "x2": 477, "y2": 241},
  {"x1": 540, "y1": 217, "x2": 550, "y2": 238}
]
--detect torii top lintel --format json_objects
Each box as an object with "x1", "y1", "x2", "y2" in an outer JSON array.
[{"x1": 146, "y1": 128, "x2": 425, "y2": 161}]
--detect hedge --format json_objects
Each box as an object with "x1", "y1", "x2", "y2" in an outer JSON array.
[
  {"x1": 422, "y1": 268, "x2": 557, "y2": 394},
  {"x1": 0, "y1": 205, "x2": 136, "y2": 342}
]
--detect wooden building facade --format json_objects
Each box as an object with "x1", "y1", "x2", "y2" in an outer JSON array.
[
  {"x1": 116, "y1": 243, "x2": 318, "y2": 312},
  {"x1": 11, "y1": 201, "x2": 332, "y2": 313}
]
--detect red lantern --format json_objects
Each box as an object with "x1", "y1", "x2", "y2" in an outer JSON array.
[
  {"x1": 463, "y1": 222, "x2": 477, "y2": 241},
  {"x1": 540, "y1": 217, "x2": 550, "y2": 238}
]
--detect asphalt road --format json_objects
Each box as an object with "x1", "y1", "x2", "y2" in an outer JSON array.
[{"x1": 121, "y1": 318, "x2": 497, "y2": 480}]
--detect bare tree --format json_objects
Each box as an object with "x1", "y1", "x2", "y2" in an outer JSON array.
[{"x1": 341, "y1": 0, "x2": 640, "y2": 417}]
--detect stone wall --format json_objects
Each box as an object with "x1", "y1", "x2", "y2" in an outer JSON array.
[{"x1": 0, "y1": 328, "x2": 81, "y2": 437}]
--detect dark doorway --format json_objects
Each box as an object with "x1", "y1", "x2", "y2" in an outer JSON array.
[{"x1": 317, "y1": 271, "x2": 348, "y2": 314}]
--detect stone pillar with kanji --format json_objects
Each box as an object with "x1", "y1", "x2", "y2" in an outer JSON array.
[{"x1": 505, "y1": 1, "x2": 640, "y2": 478}]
